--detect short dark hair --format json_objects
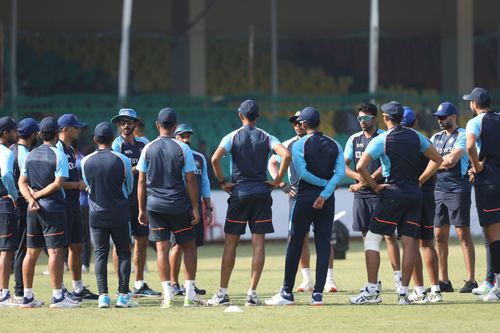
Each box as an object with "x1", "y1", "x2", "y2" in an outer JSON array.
[
  {"x1": 476, "y1": 101, "x2": 490, "y2": 109},
  {"x1": 95, "y1": 135, "x2": 113, "y2": 145},
  {"x1": 160, "y1": 121, "x2": 176, "y2": 130},
  {"x1": 41, "y1": 131, "x2": 57, "y2": 141},
  {"x1": 388, "y1": 114, "x2": 403, "y2": 123},
  {"x1": 356, "y1": 103, "x2": 377, "y2": 117}
]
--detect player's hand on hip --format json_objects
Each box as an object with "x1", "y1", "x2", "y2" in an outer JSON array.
[
  {"x1": 191, "y1": 208, "x2": 200, "y2": 225},
  {"x1": 349, "y1": 183, "x2": 363, "y2": 193},
  {"x1": 313, "y1": 196, "x2": 325, "y2": 210},
  {"x1": 220, "y1": 181, "x2": 236, "y2": 194},
  {"x1": 373, "y1": 183, "x2": 390, "y2": 194},
  {"x1": 138, "y1": 210, "x2": 148, "y2": 226}
]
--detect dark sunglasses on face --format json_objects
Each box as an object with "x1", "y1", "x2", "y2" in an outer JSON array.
[
  {"x1": 357, "y1": 115, "x2": 375, "y2": 122},
  {"x1": 119, "y1": 119, "x2": 135, "y2": 126},
  {"x1": 292, "y1": 121, "x2": 301, "y2": 126}
]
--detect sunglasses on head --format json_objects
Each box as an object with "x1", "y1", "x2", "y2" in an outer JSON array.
[{"x1": 357, "y1": 115, "x2": 375, "y2": 122}]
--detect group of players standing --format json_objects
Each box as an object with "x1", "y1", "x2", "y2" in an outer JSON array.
[{"x1": 0, "y1": 86, "x2": 498, "y2": 308}]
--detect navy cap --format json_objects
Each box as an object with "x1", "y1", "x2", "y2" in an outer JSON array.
[
  {"x1": 288, "y1": 110, "x2": 301, "y2": 123},
  {"x1": 381, "y1": 101, "x2": 404, "y2": 118},
  {"x1": 463, "y1": 87, "x2": 490, "y2": 105},
  {"x1": 94, "y1": 122, "x2": 114, "y2": 141},
  {"x1": 433, "y1": 102, "x2": 457, "y2": 117},
  {"x1": 39, "y1": 117, "x2": 59, "y2": 133},
  {"x1": 111, "y1": 108, "x2": 139, "y2": 123},
  {"x1": 297, "y1": 107, "x2": 320, "y2": 125},
  {"x1": 18, "y1": 118, "x2": 39, "y2": 138},
  {"x1": 58, "y1": 114, "x2": 86, "y2": 129},
  {"x1": 174, "y1": 124, "x2": 193, "y2": 136},
  {"x1": 238, "y1": 99, "x2": 260, "y2": 120},
  {"x1": 0, "y1": 116, "x2": 18, "y2": 133},
  {"x1": 157, "y1": 108, "x2": 177, "y2": 126},
  {"x1": 401, "y1": 106, "x2": 416, "y2": 126}
]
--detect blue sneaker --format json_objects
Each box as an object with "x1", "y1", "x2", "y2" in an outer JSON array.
[
  {"x1": 116, "y1": 293, "x2": 139, "y2": 308},
  {"x1": 98, "y1": 295, "x2": 111, "y2": 308},
  {"x1": 311, "y1": 292, "x2": 323, "y2": 306},
  {"x1": 19, "y1": 296, "x2": 44, "y2": 308},
  {"x1": 133, "y1": 283, "x2": 162, "y2": 298}
]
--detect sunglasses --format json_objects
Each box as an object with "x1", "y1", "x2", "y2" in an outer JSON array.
[
  {"x1": 119, "y1": 119, "x2": 136, "y2": 126},
  {"x1": 357, "y1": 115, "x2": 375, "y2": 122},
  {"x1": 292, "y1": 121, "x2": 301, "y2": 126}
]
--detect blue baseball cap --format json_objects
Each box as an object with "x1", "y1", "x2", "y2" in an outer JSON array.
[
  {"x1": 297, "y1": 107, "x2": 320, "y2": 126},
  {"x1": 158, "y1": 108, "x2": 177, "y2": 126},
  {"x1": 238, "y1": 100, "x2": 260, "y2": 120},
  {"x1": 18, "y1": 118, "x2": 39, "y2": 138},
  {"x1": 401, "y1": 106, "x2": 416, "y2": 126},
  {"x1": 58, "y1": 114, "x2": 86, "y2": 129},
  {"x1": 111, "y1": 108, "x2": 139, "y2": 124},
  {"x1": 174, "y1": 124, "x2": 193, "y2": 136},
  {"x1": 94, "y1": 122, "x2": 115, "y2": 142},
  {"x1": 463, "y1": 87, "x2": 490, "y2": 105},
  {"x1": 40, "y1": 117, "x2": 59, "y2": 133},
  {"x1": 381, "y1": 101, "x2": 404, "y2": 118},
  {"x1": 433, "y1": 102, "x2": 457, "y2": 117},
  {"x1": 0, "y1": 116, "x2": 17, "y2": 133}
]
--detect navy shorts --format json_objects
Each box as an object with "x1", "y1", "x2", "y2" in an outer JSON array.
[
  {"x1": 170, "y1": 206, "x2": 204, "y2": 247},
  {"x1": 224, "y1": 193, "x2": 274, "y2": 235},
  {"x1": 147, "y1": 209, "x2": 194, "y2": 244},
  {"x1": 434, "y1": 191, "x2": 471, "y2": 227},
  {"x1": 66, "y1": 204, "x2": 84, "y2": 244},
  {"x1": 474, "y1": 184, "x2": 500, "y2": 227},
  {"x1": 27, "y1": 210, "x2": 67, "y2": 249},
  {"x1": 130, "y1": 205, "x2": 149, "y2": 237},
  {"x1": 0, "y1": 212, "x2": 19, "y2": 250},
  {"x1": 369, "y1": 189, "x2": 422, "y2": 239},
  {"x1": 352, "y1": 196, "x2": 379, "y2": 233},
  {"x1": 418, "y1": 192, "x2": 435, "y2": 240}
]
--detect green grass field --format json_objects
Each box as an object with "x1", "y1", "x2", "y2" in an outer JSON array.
[{"x1": 3, "y1": 238, "x2": 499, "y2": 332}]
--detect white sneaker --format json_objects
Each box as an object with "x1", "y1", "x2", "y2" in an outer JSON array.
[
  {"x1": 428, "y1": 291, "x2": 443, "y2": 303},
  {"x1": 397, "y1": 294, "x2": 411, "y2": 305},
  {"x1": 482, "y1": 289, "x2": 500, "y2": 302},
  {"x1": 359, "y1": 281, "x2": 382, "y2": 293},
  {"x1": 296, "y1": 280, "x2": 313, "y2": 292},
  {"x1": 50, "y1": 295, "x2": 81, "y2": 308},
  {"x1": 19, "y1": 296, "x2": 44, "y2": 308},
  {"x1": 245, "y1": 293, "x2": 262, "y2": 306},
  {"x1": 207, "y1": 293, "x2": 230, "y2": 306},
  {"x1": 161, "y1": 299, "x2": 174, "y2": 308},
  {"x1": 0, "y1": 295, "x2": 22, "y2": 308},
  {"x1": 184, "y1": 295, "x2": 207, "y2": 307},
  {"x1": 265, "y1": 293, "x2": 295, "y2": 306},
  {"x1": 324, "y1": 279, "x2": 338, "y2": 293},
  {"x1": 472, "y1": 280, "x2": 495, "y2": 295},
  {"x1": 349, "y1": 289, "x2": 382, "y2": 305},
  {"x1": 408, "y1": 291, "x2": 428, "y2": 304}
]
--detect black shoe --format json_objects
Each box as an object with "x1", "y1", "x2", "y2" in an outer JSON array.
[
  {"x1": 72, "y1": 286, "x2": 99, "y2": 300},
  {"x1": 459, "y1": 280, "x2": 478, "y2": 293},
  {"x1": 63, "y1": 288, "x2": 83, "y2": 302},
  {"x1": 133, "y1": 283, "x2": 162, "y2": 297},
  {"x1": 439, "y1": 280, "x2": 454, "y2": 292},
  {"x1": 194, "y1": 285, "x2": 206, "y2": 295}
]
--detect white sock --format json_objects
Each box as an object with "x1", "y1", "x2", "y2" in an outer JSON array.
[
  {"x1": 394, "y1": 271, "x2": 402, "y2": 281},
  {"x1": 431, "y1": 284, "x2": 441, "y2": 293},
  {"x1": 399, "y1": 286, "x2": 409, "y2": 295},
  {"x1": 134, "y1": 280, "x2": 145, "y2": 290},
  {"x1": 301, "y1": 268, "x2": 312, "y2": 282},
  {"x1": 184, "y1": 280, "x2": 195, "y2": 300},
  {"x1": 24, "y1": 288, "x2": 33, "y2": 299},
  {"x1": 218, "y1": 287, "x2": 228, "y2": 296},
  {"x1": 247, "y1": 289, "x2": 256, "y2": 296},
  {"x1": 161, "y1": 281, "x2": 173, "y2": 300},
  {"x1": 367, "y1": 283, "x2": 379, "y2": 294},
  {"x1": 1, "y1": 289, "x2": 9, "y2": 298},
  {"x1": 53, "y1": 289, "x2": 63, "y2": 299},
  {"x1": 415, "y1": 286, "x2": 425, "y2": 295},
  {"x1": 327, "y1": 268, "x2": 334, "y2": 281},
  {"x1": 72, "y1": 280, "x2": 83, "y2": 293}
]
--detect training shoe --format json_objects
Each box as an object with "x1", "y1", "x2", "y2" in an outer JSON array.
[
  {"x1": 72, "y1": 286, "x2": 99, "y2": 300},
  {"x1": 63, "y1": 288, "x2": 82, "y2": 302},
  {"x1": 482, "y1": 289, "x2": 500, "y2": 302},
  {"x1": 408, "y1": 291, "x2": 428, "y2": 304},
  {"x1": 428, "y1": 291, "x2": 443, "y2": 303},
  {"x1": 311, "y1": 292, "x2": 323, "y2": 306},
  {"x1": 194, "y1": 285, "x2": 206, "y2": 295},
  {"x1": 133, "y1": 283, "x2": 162, "y2": 298},
  {"x1": 207, "y1": 293, "x2": 230, "y2": 306},
  {"x1": 472, "y1": 280, "x2": 495, "y2": 295},
  {"x1": 459, "y1": 280, "x2": 478, "y2": 293},
  {"x1": 397, "y1": 294, "x2": 411, "y2": 305},
  {"x1": 324, "y1": 280, "x2": 338, "y2": 293},
  {"x1": 170, "y1": 283, "x2": 184, "y2": 296},
  {"x1": 359, "y1": 281, "x2": 382, "y2": 293},
  {"x1": 296, "y1": 280, "x2": 313, "y2": 293},
  {"x1": 245, "y1": 294, "x2": 262, "y2": 306},
  {"x1": 439, "y1": 280, "x2": 454, "y2": 292},
  {"x1": 0, "y1": 292, "x2": 21, "y2": 308},
  {"x1": 265, "y1": 291, "x2": 295, "y2": 306},
  {"x1": 161, "y1": 298, "x2": 174, "y2": 308},
  {"x1": 184, "y1": 295, "x2": 207, "y2": 307},
  {"x1": 50, "y1": 295, "x2": 81, "y2": 308},
  {"x1": 19, "y1": 296, "x2": 44, "y2": 308},
  {"x1": 349, "y1": 289, "x2": 382, "y2": 305},
  {"x1": 116, "y1": 293, "x2": 139, "y2": 308},
  {"x1": 98, "y1": 295, "x2": 111, "y2": 308}
]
